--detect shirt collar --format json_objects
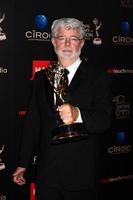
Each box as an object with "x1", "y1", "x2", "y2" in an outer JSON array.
[
  {"x1": 66, "y1": 58, "x2": 82, "y2": 83},
  {"x1": 66, "y1": 58, "x2": 81, "y2": 74}
]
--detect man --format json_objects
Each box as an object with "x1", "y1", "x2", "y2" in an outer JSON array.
[{"x1": 13, "y1": 18, "x2": 112, "y2": 200}]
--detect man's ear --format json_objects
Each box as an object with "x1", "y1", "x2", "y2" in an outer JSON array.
[
  {"x1": 81, "y1": 40, "x2": 85, "y2": 48},
  {"x1": 51, "y1": 37, "x2": 55, "y2": 46}
]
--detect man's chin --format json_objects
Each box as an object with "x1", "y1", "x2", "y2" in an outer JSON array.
[{"x1": 62, "y1": 56, "x2": 73, "y2": 60}]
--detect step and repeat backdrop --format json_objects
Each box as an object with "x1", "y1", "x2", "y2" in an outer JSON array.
[{"x1": 0, "y1": 0, "x2": 133, "y2": 199}]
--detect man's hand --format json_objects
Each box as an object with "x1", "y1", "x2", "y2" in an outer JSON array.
[
  {"x1": 12, "y1": 167, "x2": 26, "y2": 185},
  {"x1": 57, "y1": 104, "x2": 79, "y2": 124}
]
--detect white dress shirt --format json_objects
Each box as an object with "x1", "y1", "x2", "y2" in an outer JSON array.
[{"x1": 66, "y1": 58, "x2": 81, "y2": 85}]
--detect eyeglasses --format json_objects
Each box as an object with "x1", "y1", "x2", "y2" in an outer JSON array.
[{"x1": 54, "y1": 36, "x2": 83, "y2": 43}]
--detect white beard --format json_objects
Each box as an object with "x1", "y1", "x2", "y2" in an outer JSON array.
[{"x1": 54, "y1": 48, "x2": 81, "y2": 60}]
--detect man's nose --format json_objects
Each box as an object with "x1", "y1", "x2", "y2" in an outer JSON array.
[{"x1": 65, "y1": 38, "x2": 71, "y2": 45}]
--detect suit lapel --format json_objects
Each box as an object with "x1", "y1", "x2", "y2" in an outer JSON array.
[{"x1": 68, "y1": 61, "x2": 88, "y2": 94}]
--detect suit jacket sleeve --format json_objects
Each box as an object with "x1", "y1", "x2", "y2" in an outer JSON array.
[{"x1": 18, "y1": 72, "x2": 40, "y2": 168}]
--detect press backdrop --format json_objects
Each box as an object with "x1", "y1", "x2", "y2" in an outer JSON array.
[{"x1": 0, "y1": 0, "x2": 133, "y2": 199}]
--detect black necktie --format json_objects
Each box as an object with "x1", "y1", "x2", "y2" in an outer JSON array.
[{"x1": 62, "y1": 68, "x2": 69, "y2": 89}]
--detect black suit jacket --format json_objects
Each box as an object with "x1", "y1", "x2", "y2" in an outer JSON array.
[{"x1": 19, "y1": 60, "x2": 112, "y2": 192}]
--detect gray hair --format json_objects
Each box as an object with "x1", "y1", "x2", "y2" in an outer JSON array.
[{"x1": 51, "y1": 18, "x2": 85, "y2": 39}]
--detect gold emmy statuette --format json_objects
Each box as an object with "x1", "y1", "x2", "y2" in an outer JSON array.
[{"x1": 45, "y1": 63, "x2": 88, "y2": 144}]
